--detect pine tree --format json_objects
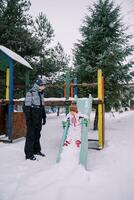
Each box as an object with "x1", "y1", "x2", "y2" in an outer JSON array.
[
  {"x1": 0, "y1": 0, "x2": 41, "y2": 57},
  {"x1": 0, "y1": 0, "x2": 41, "y2": 98},
  {"x1": 32, "y1": 13, "x2": 70, "y2": 89},
  {"x1": 51, "y1": 42, "x2": 70, "y2": 77},
  {"x1": 0, "y1": 1, "x2": 70, "y2": 98},
  {"x1": 44, "y1": 42, "x2": 70, "y2": 98},
  {"x1": 33, "y1": 12, "x2": 54, "y2": 50},
  {"x1": 74, "y1": 0, "x2": 134, "y2": 111}
]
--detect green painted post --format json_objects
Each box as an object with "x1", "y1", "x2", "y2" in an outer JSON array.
[
  {"x1": 78, "y1": 94, "x2": 93, "y2": 168},
  {"x1": 25, "y1": 69, "x2": 29, "y2": 94},
  {"x1": 79, "y1": 120, "x2": 89, "y2": 168},
  {"x1": 65, "y1": 71, "x2": 70, "y2": 114},
  {"x1": 56, "y1": 121, "x2": 69, "y2": 163}
]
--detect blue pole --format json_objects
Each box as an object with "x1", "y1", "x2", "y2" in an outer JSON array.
[
  {"x1": 7, "y1": 57, "x2": 14, "y2": 141},
  {"x1": 74, "y1": 78, "x2": 78, "y2": 96}
]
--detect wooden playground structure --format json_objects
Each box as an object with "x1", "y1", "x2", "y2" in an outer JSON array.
[
  {"x1": 0, "y1": 46, "x2": 105, "y2": 150},
  {"x1": 0, "y1": 45, "x2": 32, "y2": 142},
  {"x1": 62, "y1": 69, "x2": 105, "y2": 149}
]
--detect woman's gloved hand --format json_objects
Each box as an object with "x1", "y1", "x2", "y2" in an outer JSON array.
[{"x1": 42, "y1": 118, "x2": 46, "y2": 125}]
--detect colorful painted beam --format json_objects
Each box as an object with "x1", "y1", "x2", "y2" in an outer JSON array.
[
  {"x1": 6, "y1": 68, "x2": 9, "y2": 100},
  {"x1": 0, "y1": 45, "x2": 32, "y2": 141},
  {"x1": 98, "y1": 69, "x2": 104, "y2": 149}
]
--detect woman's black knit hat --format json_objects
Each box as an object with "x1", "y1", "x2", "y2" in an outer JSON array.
[{"x1": 35, "y1": 78, "x2": 46, "y2": 86}]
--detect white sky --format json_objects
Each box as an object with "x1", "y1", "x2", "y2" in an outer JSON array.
[{"x1": 29, "y1": 0, "x2": 134, "y2": 56}]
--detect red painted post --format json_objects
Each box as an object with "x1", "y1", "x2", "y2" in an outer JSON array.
[{"x1": 70, "y1": 81, "x2": 74, "y2": 97}]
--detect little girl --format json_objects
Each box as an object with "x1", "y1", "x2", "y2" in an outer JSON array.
[{"x1": 64, "y1": 101, "x2": 88, "y2": 148}]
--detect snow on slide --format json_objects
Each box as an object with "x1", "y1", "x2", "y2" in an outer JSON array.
[{"x1": 13, "y1": 138, "x2": 90, "y2": 200}]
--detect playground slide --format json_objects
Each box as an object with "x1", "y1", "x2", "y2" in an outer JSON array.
[{"x1": 56, "y1": 95, "x2": 92, "y2": 169}]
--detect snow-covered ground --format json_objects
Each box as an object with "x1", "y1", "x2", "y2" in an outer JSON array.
[{"x1": 0, "y1": 110, "x2": 134, "y2": 200}]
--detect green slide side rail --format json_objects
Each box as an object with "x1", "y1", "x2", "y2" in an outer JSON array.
[
  {"x1": 56, "y1": 121, "x2": 69, "y2": 163},
  {"x1": 77, "y1": 94, "x2": 92, "y2": 168},
  {"x1": 79, "y1": 119, "x2": 89, "y2": 168}
]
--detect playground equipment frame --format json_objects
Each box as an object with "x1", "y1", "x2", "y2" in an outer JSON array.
[
  {"x1": 0, "y1": 45, "x2": 32, "y2": 142},
  {"x1": 62, "y1": 69, "x2": 105, "y2": 149}
]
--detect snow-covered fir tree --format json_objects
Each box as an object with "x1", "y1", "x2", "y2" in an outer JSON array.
[{"x1": 73, "y1": 0, "x2": 134, "y2": 111}]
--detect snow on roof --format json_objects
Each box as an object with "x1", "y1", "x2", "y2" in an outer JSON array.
[{"x1": 0, "y1": 45, "x2": 32, "y2": 69}]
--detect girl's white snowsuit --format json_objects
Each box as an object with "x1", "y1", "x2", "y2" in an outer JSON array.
[{"x1": 64, "y1": 112, "x2": 88, "y2": 147}]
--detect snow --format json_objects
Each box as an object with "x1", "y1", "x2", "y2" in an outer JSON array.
[
  {"x1": 18, "y1": 97, "x2": 74, "y2": 101},
  {"x1": 0, "y1": 110, "x2": 134, "y2": 200},
  {"x1": 0, "y1": 45, "x2": 32, "y2": 69}
]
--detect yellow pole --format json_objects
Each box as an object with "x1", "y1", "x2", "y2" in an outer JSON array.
[
  {"x1": 6, "y1": 68, "x2": 10, "y2": 100},
  {"x1": 98, "y1": 69, "x2": 104, "y2": 149}
]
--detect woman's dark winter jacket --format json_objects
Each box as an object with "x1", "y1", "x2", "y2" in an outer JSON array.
[{"x1": 23, "y1": 84, "x2": 46, "y2": 125}]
